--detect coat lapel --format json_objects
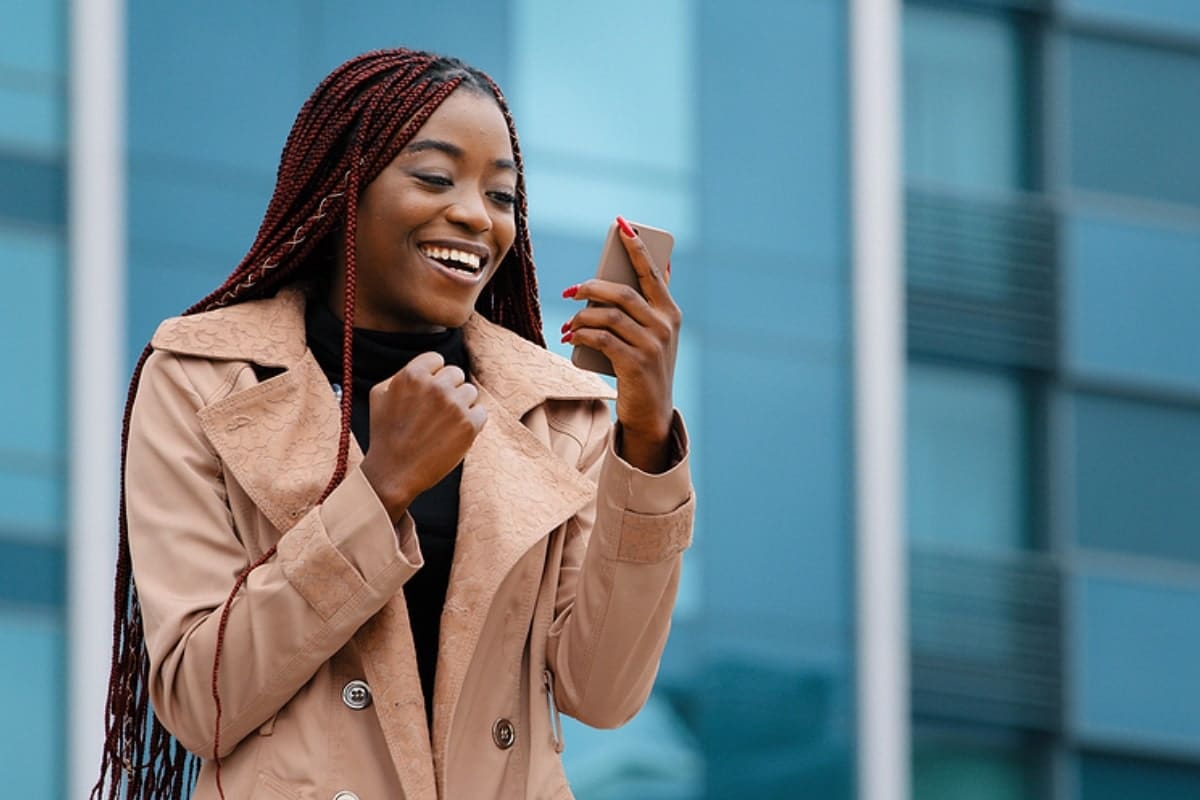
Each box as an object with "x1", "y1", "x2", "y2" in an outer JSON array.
[
  {"x1": 430, "y1": 383, "x2": 597, "y2": 773},
  {"x1": 429, "y1": 316, "x2": 615, "y2": 781},
  {"x1": 195, "y1": 351, "x2": 439, "y2": 798}
]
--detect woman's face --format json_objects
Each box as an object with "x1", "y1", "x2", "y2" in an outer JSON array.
[{"x1": 331, "y1": 87, "x2": 518, "y2": 332}]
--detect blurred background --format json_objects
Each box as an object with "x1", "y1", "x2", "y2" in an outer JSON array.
[{"x1": 3, "y1": 0, "x2": 1200, "y2": 797}]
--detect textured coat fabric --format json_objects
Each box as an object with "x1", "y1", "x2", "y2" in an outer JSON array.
[{"x1": 124, "y1": 288, "x2": 694, "y2": 800}]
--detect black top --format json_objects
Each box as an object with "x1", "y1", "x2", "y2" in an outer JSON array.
[{"x1": 306, "y1": 300, "x2": 468, "y2": 727}]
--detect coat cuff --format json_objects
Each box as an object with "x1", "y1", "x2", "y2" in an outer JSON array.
[
  {"x1": 597, "y1": 410, "x2": 695, "y2": 564},
  {"x1": 278, "y1": 467, "x2": 421, "y2": 620}
]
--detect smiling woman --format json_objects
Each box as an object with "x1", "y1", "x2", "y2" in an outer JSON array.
[{"x1": 92, "y1": 49, "x2": 694, "y2": 800}]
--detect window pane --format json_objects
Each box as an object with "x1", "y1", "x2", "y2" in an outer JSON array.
[
  {"x1": 1068, "y1": 36, "x2": 1200, "y2": 208},
  {"x1": 1080, "y1": 753, "x2": 1200, "y2": 799},
  {"x1": 512, "y1": 0, "x2": 695, "y2": 241},
  {"x1": 914, "y1": 734, "x2": 1042, "y2": 800},
  {"x1": 0, "y1": 227, "x2": 65, "y2": 538},
  {"x1": 907, "y1": 364, "x2": 1031, "y2": 550},
  {"x1": 904, "y1": 6, "x2": 1029, "y2": 191},
  {"x1": 1065, "y1": 212, "x2": 1200, "y2": 395},
  {"x1": 1065, "y1": 0, "x2": 1200, "y2": 39},
  {"x1": 0, "y1": 612, "x2": 64, "y2": 799},
  {"x1": 1073, "y1": 392, "x2": 1200, "y2": 562},
  {"x1": 1073, "y1": 575, "x2": 1200, "y2": 749}
]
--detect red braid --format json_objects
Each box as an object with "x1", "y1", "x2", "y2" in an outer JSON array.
[{"x1": 93, "y1": 48, "x2": 545, "y2": 800}]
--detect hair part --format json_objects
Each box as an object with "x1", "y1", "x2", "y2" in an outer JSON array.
[{"x1": 93, "y1": 48, "x2": 542, "y2": 800}]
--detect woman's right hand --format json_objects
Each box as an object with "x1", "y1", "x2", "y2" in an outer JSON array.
[{"x1": 358, "y1": 351, "x2": 487, "y2": 522}]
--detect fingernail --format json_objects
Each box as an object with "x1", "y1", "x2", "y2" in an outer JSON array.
[
  {"x1": 666, "y1": 259, "x2": 672, "y2": 277},
  {"x1": 560, "y1": 321, "x2": 571, "y2": 334},
  {"x1": 562, "y1": 285, "x2": 579, "y2": 298},
  {"x1": 561, "y1": 331, "x2": 574, "y2": 343},
  {"x1": 616, "y1": 216, "x2": 636, "y2": 238}
]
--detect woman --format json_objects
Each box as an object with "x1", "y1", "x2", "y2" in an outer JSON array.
[{"x1": 93, "y1": 49, "x2": 693, "y2": 800}]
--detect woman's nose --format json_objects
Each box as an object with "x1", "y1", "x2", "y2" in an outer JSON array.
[{"x1": 445, "y1": 191, "x2": 491, "y2": 232}]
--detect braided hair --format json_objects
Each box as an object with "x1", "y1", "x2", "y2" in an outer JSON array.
[{"x1": 92, "y1": 48, "x2": 543, "y2": 800}]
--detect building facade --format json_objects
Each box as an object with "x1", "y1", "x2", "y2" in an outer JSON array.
[{"x1": 2, "y1": 0, "x2": 1199, "y2": 797}]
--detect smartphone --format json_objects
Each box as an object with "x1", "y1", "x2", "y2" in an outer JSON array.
[{"x1": 571, "y1": 220, "x2": 674, "y2": 376}]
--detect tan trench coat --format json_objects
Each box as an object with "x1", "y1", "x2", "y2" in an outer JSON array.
[{"x1": 124, "y1": 288, "x2": 694, "y2": 800}]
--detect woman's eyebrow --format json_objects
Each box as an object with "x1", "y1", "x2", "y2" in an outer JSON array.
[{"x1": 405, "y1": 138, "x2": 516, "y2": 171}]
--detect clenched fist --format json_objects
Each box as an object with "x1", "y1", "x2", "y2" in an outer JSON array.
[{"x1": 358, "y1": 351, "x2": 487, "y2": 522}]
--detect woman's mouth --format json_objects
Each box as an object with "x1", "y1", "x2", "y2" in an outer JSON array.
[{"x1": 418, "y1": 244, "x2": 485, "y2": 275}]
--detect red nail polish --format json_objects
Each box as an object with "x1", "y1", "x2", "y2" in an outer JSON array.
[
  {"x1": 616, "y1": 216, "x2": 636, "y2": 238},
  {"x1": 561, "y1": 331, "x2": 574, "y2": 343},
  {"x1": 561, "y1": 321, "x2": 571, "y2": 334},
  {"x1": 666, "y1": 259, "x2": 672, "y2": 276},
  {"x1": 562, "y1": 285, "x2": 578, "y2": 298}
]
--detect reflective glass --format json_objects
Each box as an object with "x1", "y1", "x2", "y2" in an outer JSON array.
[
  {"x1": 1068, "y1": 36, "x2": 1200, "y2": 208},
  {"x1": 0, "y1": 227, "x2": 65, "y2": 538},
  {"x1": 1079, "y1": 752, "x2": 1200, "y2": 800},
  {"x1": 0, "y1": 85, "x2": 65, "y2": 154},
  {"x1": 512, "y1": 0, "x2": 695, "y2": 241},
  {"x1": 914, "y1": 733, "x2": 1040, "y2": 800},
  {"x1": 904, "y1": 6, "x2": 1029, "y2": 191},
  {"x1": 1073, "y1": 392, "x2": 1200, "y2": 563},
  {"x1": 0, "y1": 0, "x2": 64, "y2": 154},
  {"x1": 1074, "y1": 574, "x2": 1200, "y2": 752},
  {"x1": 907, "y1": 363, "x2": 1031, "y2": 550},
  {"x1": 1065, "y1": 0, "x2": 1200, "y2": 39},
  {"x1": 0, "y1": 612, "x2": 64, "y2": 799},
  {"x1": 1064, "y1": 212, "x2": 1200, "y2": 395},
  {"x1": 0, "y1": 0, "x2": 64, "y2": 75}
]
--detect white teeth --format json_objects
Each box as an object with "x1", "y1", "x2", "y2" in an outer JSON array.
[{"x1": 421, "y1": 245, "x2": 482, "y2": 272}]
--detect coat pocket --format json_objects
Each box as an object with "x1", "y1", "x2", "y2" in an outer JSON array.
[
  {"x1": 254, "y1": 771, "x2": 300, "y2": 800},
  {"x1": 543, "y1": 669, "x2": 565, "y2": 754}
]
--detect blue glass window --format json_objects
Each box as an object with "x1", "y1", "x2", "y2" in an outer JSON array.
[
  {"x1": 0, "y1": 612, "x2": 65, "y2": 798},
  {"x1": 907, "y1": 363, "x2": 1033, "y2": 551},
  {"x1": 511, "y1": 0, "x2": 696, "y2": 244},
  {"x1": 1079, "y1": 751, "x2": 1200, "y2": 799},
  {"x1": 914, "y1": 731, "x2": 1043, "y2": 800},
  {"x1": 0, "y1": 0, "x2": 65, "y2": 153},
  {"x1": 1065, "y1": 0, "x2": 1200, "y2": 39},
  {"x1": 1064, "y1": 212, "x2": 1200, "y2": 395},
  {"x1": 1074, "y1": 573, "x2": 1200, "y2": 752},
  {"x1": 0, "y1": 227, "x2": 65, "y2": 538},
  {"x1": 1068, "y1": 36, "x2": 1200, "y2": 209},
  {"x1": 904, "y1": 6, "x2": 1033, "y2": 192},
  {"x1": 1073, "y1": 392, "x2": 1200, "y2": 563}
]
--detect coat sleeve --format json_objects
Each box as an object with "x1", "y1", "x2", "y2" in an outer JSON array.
[
  {"x1": 545, "y1": 400, "x2": 695, "y2": 728},
  {"x1": 125, "y1": 351, "x2": 422, "y2": 758}
]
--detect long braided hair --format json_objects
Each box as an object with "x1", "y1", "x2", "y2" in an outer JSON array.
[{"x1": 92, "y1": 48, "x2": 544, "y2": 800}]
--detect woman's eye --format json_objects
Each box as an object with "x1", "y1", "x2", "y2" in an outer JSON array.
[
  {"x1": 489, "y1": 190, "x2": 516, "y2": 207},
  {"x1": 415, "y1": 173, "x2": 452, "y2": 187}
]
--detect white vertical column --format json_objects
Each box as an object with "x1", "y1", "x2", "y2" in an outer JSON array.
[
  {"x1": 67, "y1": 0, "x2": 126, "y2": 797},
  {"x1": 850, "y1": 1, "x2": 909, "y2": 800}
]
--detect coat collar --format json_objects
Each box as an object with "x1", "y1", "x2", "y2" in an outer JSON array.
[
  {"x1": 150, "y1": 286, "x2": 616, "y2": 418},
  {"x1": 154, "y1": 287, "x2": 614, "y2": 798}
]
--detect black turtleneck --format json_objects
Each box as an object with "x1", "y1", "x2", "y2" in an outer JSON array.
[{"x1": 306, "y1": 300, "x2": 467, "y2": 727}]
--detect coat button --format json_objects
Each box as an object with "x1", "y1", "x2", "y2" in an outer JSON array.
[
  {"x1": 492, "y1": 717, "x2": 516, "y2": 750},
  {"x1": 341, "y1": 680, "x2": 372, "y2": 710},
  {"x1": 331, "y1": 793, "x2": 359, "y2": 800}
]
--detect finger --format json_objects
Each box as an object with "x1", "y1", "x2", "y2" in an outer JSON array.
[
  {"x1": 565, "y1": 304, "x2": 657, "y2": 350},
  {"x1": 408, "y1": 351, "x2": 446, "y2": 374},
  {"x1": 565, "y1": 327, "x2": 638, "y2": 375},
  {"x1": 616, "y1": 216, "x2": 670, "y2": 306},
  {"x1": 434, "y1": 364, "x2": 467, "y2": 388},
  {"x1": 454, "y1": 381, "x2": 479, "y2": 407},
  {"x1": 468, "y1": 404, "x2": 488, "y2": 431},
  {"x1": 569, "y1": 279, "x2": 656, "y2": 327}
]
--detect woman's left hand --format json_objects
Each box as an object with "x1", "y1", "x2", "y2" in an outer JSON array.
[{"x1": 562, "y1": 219, "x2": 681, "y2": 473}]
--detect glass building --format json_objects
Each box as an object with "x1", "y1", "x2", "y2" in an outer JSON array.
[{"x1": 2, "y1": 0, "x2": 1199, "y2": 797}]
